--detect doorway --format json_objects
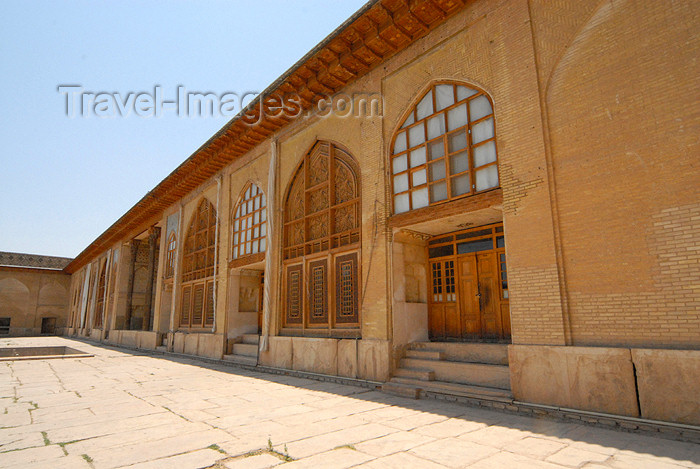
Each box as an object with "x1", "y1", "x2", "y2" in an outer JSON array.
[
  {"x1": 427, "y1": 223, "x2": 510, "y2": 342},
  {"x1": 41, "y1": 317, "x2": 56, "y2": 335}
]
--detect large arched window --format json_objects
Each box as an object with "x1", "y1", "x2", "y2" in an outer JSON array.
[
  {"x1": 282, "y1": 141, "x2": 361, "y2": 332},
  {"x1": 391, "y1": 82, "x2": 499, "y2": 214},
  {"x1": 232, "y1": 182, "x2": 266, "y2": 259},
  {"x1": 180, "y1": 198, "x2": 217, "y2": 328}
]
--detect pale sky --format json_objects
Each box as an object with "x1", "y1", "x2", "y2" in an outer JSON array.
[{"x1": 0, "y1": 0, "x2": 369, "y2": 258}]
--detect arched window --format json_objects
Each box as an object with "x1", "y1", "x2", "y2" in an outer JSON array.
[
  {"x1": 165, "y1": 232, "x2": 176, "y2": 278},
  {"x1": 282, "y1": 141, "x2": 361, "y2": 332},
  {"x1": 180, "y1": 198, "x2": 217, "y2": 328},
  {"x1": 232, "y1": 182, "x2": 266, "y2": 259},
  {"x1": 391, "y1": 82, "x2": 499, "y2": 214}
]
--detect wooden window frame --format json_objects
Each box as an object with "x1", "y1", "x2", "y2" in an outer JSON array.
[
  {"x1": 281, "y1": 141, "x2": 361, "y2": 335},
  {"x1": 231, "y1": 182, "x2": 267, "y2": 261},
  {"x1": 390, "y1": 82, "x2": 500, "y2": 214},
  {"x1": 93, "y1": 260, "x2": 107, "y2": 328},
  {"x1": 179, "y1": 198, "x2": 217, "y2": 330}
]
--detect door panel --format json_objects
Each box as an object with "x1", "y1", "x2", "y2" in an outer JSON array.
[
  {"x1": 477, "y1": 252, "x2": 500, "y2": 338},
  {"x1": 458, "y1": 254, "x2": 480, "y2": 339},
  {"x1": 428, "y1": 303, "x2": 445, "y2": 340}
]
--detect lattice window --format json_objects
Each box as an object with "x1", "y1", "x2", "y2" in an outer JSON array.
[
  {"x1": 180, "y1": 198, "x2": 217, "y2": 328},
  {"x1": 232, "y1": 182, "x2": 266, "y2": 259},
  {"x1": 282, "y1": 141, "x2": 361, "y2": 331},
  {"x1": 165, "y1": 233, "x2": 176, "y2": 278},
  {"x1": 391, "y1": 83, "x2": 499, "y2": 214},
  {"x1": 431, "y1": 262, "x2": 443, "y2": 302},
  {"x1": 283, "y1": 142, "x2": 360, "y2": 260},
  {"x1": 431, "y1": 260, "x2": 456, "y2": 303}
]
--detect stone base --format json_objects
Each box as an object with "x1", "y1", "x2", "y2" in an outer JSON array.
[
  {"x1": 172, "y1": 332, "x2": 224, "y2": 359},
  {"x1": 107, "y1": 330, "x2": 162, "y2": 351},
  {"x1": 258, "y1": 337, "x2": 389, "y2": 381}
]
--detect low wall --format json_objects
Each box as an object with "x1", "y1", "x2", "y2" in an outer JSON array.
[
  {"x1": 171, "y1": 332, "x2": 224, "y2": 360},
  {"x1": 509, "y1": 345, "x2": 700, "y2": 425},
  {"x1": 258, "y1": 337, "x2": 390, "y2": 382}
]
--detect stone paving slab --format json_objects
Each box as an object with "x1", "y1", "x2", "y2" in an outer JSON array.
[{"x1": 1, "y1": 336, "x2": 699, "y2": 469}]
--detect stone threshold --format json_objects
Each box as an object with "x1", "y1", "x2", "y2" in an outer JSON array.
[{"x1": 68, "y1": 336, "x2": 700, "y2": 444}]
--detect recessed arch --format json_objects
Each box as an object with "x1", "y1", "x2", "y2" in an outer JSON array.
[{"x1": 390, "y1": 81, "x2": 500, "y2": 214}]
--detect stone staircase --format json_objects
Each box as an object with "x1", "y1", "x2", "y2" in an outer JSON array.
[
  {"x1": 383, "y1": 342, "x2": 512, "y2": 401},
  {"x1": 223, "y1": 334, "x2": 259, "y2": 366}
]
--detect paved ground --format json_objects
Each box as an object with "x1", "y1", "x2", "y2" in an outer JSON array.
[{"x1": 1, "y1": 337, "x2": 698, "y2": 469}]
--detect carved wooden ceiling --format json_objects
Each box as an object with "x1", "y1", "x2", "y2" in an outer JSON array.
[{"x1": 65, "y1": 0, "x2": 468, "y2": 273}]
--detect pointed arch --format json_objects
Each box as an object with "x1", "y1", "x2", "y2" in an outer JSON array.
[
  {"x1": 231, "y1": 182, "x2": 267, "y2": 259},
  {"x1": 179, "y1": 198, "x2": 217, "y2": 328},
  {"x1": 281, "y1": 141, "x2": 361, "y2": 333},
  {"x1": 390, "y1": 81, "x2": 500, "y2": 214}
]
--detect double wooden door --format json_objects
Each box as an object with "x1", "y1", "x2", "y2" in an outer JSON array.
[{"x1": 428, "y1": 241, "x2": 510, "y2": 341}]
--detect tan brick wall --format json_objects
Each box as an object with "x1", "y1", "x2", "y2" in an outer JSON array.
[{"x1": 533, "y1": 0, "x2": 700, "y2": 347}]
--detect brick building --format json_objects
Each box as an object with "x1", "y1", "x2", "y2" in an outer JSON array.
[{"x1": 61, "y1": 0, "x2": 699, "y2": 425}]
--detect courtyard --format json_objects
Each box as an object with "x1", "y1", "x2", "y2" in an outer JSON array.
[{"x1": 1, "y1": 337, "x2": 698, "y2": 469}]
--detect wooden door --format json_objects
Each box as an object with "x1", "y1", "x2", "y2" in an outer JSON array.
[
  {"x1": 457, "y1": 254, "x2": 480, "y2": 339},
  {"x1": 476, "y1": 252, "x2": 500, "y2": 339}
]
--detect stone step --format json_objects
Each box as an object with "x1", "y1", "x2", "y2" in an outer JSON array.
[
  {"x1": 408, "y1": 342, "x2": 509, "y2": 365},
  {"x1": 232, "y1": 343, "x2": 258, "y2": 357},
  {"x1": 389, "y1": 377, "x2": 513, "y2": 401},
  {"x1": 223, "y1": 354, "x2": 257, "y2": 366},
  {"x1": 241, "y1": 334, "x2": 260, "y2": 345},
  {"x1": 400, "y1": 357, "x2": 511, "y2": 390},
  {"x1": 393, "y1": 367, "x2": 435, "y2": 381},
  {"x1": 405, "y1": 349, "x2": 443, "y2": 361},
  {"x1": 381, "y1": 382, "x2": 420, "y2": 399}
]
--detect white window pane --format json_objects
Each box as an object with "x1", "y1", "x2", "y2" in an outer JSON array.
[
  {"x1": 253, "y1": 211, "x2": 259, "y2": 225},
  {"x1": 260, "y1": 238, "x2": 266, "y2": 252},
  {"x1": 474, "y1": 141, "x2": 497, "y2": 167},
  {"x1": 392, "y1": 154, "x2": 408, "y2": 174},
  {"x1": 261, "y1": 193, "x2": 266, "y2": 206},
  {"x1": 450, "y1": 150, "x2": 469, "y2": 174},
  {"x1": 235, "y1": 207, "x2": 240, "y2": 218},
  {"x1": 261, "y1": 223, "x2": 266, "y2": 236},
  {"x1": 428, "y1": 140, "x2": 445, "y2": 160},
  {"x1": 245, "y1": 187, "x2": 251, "y2": 199},
  {"x1": 448, "y1": 130, "x2": 467, "y2": 153},
  {"x1": 471, "y1": 117, "x2": 494, "y2": 144},
  {"x1": 457, "y1": 85, "x2": 478, "y2": 101},
  {"x1": 393, "y1": 131, "x2": 407, "y2": 154},
  {"x1": 408, "y1": 124, "x2": 425, "y2": 148},
  {"x1": 469, "y1": 95, "x2": 492, "y2": 121},
  {"x1": 233, "y1": 233, "x2": 239, "y2": 246},
  {"x1": 252, "y1": 240, "x2": 259, "y2": 254},
  {"x1": 435, "y1": 84, "x2": 454, "y2": 111},
  {"x1": 234, "y1": 220, "x2": 239, "y2": 231},
  {"x1": 412, "y1": 169, "x2": 427, "y2": 187},
  {"x1": 394, "y1": 173, "x2": 409, "y2": 193},
  {"x1": 409, "y1": 146, "x2": 426, "y2": 167},
  {"x1": 233, "y1": 246, "x2": 238, "y2": 258},
  {"x1": 242, "y1": 230, "x2": 247, "y2": 242},
  {"x1": 475, "y1": 165, "x2": 499, "y2": 191},
  {"x1": 254, "y1": 197, "x2": 260, "y2": 210},
  {"x1": 240, "y1": 204, "x2": 247, "y2": 216},
  {"x1": 447, "y1": 103, "x2": 468, "y2": 131},
  {"x1": 430, "y1": 181, "x2": 448, "y2": 202},
  {"x1": 394, "y1": 193, "x2": 410, "y2": 213},
  {"x1": 401, "y1": 112, "x2": 415, "y2": 128},
  {"x1": 412, "y1": 187, "x2": 429, "y2": 209},
  {"x1": 253, "y1": 226, "x2": 259, "y2": 238},
  {"x1": 451, "y1": 173, "x2": 471, "y2": 197},
  {"x1": 428, "y1": 161, "x2": 445, "y2": 181},
  {"x1": 416, "y1": 90, "x2": 433, "y2": 120},
  {"x1": 247, "y1": 200, "x2": 253, "y2": 212},
  {"x1": 427, "y1": 113, "x2": 446, "y2": 140},
  {"x1": 261, "y1": 209, "x2": 266, "y2": 222}
]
